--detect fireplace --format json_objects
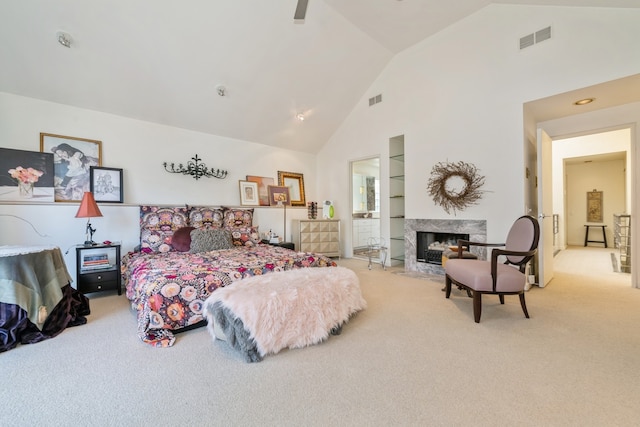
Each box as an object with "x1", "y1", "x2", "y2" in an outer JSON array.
[
  {"x1": 405, "y1": 219, "x2": 487, "y2": 275},
  {"x1": 417, "y1": 231, "x2": 470, "y2": 265}
]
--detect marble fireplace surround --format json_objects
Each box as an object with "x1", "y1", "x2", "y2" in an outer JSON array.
[{"x1": 405, "y1": 219, "x2": 487, "y2": 275}]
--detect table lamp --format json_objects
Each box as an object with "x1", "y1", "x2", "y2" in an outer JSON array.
[
  {"x1": 75, "y1": 191, "x2": 103, "y2": 246},
  {"x1": 277, "y1": 200, "x2": 287, "y2": 243}
]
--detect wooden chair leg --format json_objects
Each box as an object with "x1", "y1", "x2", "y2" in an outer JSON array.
[
  {"x1": 473, "y1": 292, "x2": 482, "y2": 323},
  {"x1": 499, "y1": 294, "x2": 505, "y2": 304},
  {"x1": 519, "y1": 293, "x2": 530, "y2": 318},
  {"x1": 445, "y1": 275, "x2": 452, "y2": 298}
]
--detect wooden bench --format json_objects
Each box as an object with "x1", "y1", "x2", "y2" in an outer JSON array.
[{"x1": 584, "y1": 224, "x2": 607, "y2": 247}]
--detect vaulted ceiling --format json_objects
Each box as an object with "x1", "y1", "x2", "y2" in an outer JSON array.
[{"x1": 2, "y1": 1, "x2": 639, "y2": 153}]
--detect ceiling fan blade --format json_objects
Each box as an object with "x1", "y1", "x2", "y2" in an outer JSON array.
[{"x1": 294, "y1": 0, "x2": 308, "y2": 21}]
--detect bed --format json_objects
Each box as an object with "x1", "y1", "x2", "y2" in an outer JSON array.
[{"x1": 122, "y1": 205, "x2": 337, "y2": 347}]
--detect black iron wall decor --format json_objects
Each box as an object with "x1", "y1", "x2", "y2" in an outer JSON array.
[
  {"x1": 427, "y1": 160, "x2": 485, "y2": 215},
  {"x1": 163, "y1": 154, "x2": 228, "y2": 180}
]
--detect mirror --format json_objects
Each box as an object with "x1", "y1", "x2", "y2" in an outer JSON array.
[
  {"x1": 351, "y1": 157, "x2": 381, "y2": 259},
  {"x1": 352, "y1": 175, "x2": 377, "y2": 213}
]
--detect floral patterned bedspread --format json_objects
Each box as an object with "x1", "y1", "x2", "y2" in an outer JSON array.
[{"x1": 122, "y1": 244, "x2": 337, "y2": 347}]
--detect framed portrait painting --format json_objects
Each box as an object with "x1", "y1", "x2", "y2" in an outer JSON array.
[
  {"x1": 246, "y1": 175, "x2": 275, "y2": 206},
  {"x1": 268, "y1": 185, "x2": 291, "y2": 206},
  {"x1": 278, "y1": 171, "x2": 305, "y2": 207},
  {"x1": 90, "y1": 166, "x2": 123, "y2": 203},
  {"x1": 40, "y1": 133, "x2": 102, "y2": 202},
  {"x1": 239, "y1": 180, "x2": 259, "y2": 206}
]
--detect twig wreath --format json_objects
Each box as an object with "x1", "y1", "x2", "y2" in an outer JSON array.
[{"x1": 427, "y1": 161, "x2": 485, "y2": 215}]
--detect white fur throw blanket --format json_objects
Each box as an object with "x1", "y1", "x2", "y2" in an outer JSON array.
[{"x1": 203, "y1": 266, "x2": 366, "y2": 362}]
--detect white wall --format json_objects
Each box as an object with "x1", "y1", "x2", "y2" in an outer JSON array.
[
  {"x1": 565, "y1": 160, "x2": 625, "y2": 246},
  {"x1": 552, "y1": 128, "x2": 630, "y2": 248},
  {"x1": 0, "y1": 92, "x2": 318, "y2": 275},
  {"x1": 317, "y1": 5, "x2": 640, "y2": 264}
]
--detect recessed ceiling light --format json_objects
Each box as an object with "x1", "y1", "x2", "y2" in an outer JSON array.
[
  {"x1": 215, "y1": 85, "x2": 226, "y2": 96},
  {"x1": 574, "y1": 98, "x2": 595, "y2": 106},
  {"x1": 296, "y1": 113, "x2": 305, "y2": 121},
  {"x1": 57, "y1": 31, "x2": 72, "y2": 48}
]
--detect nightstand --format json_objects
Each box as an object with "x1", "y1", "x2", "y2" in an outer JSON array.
[
  {"x1": 75, "y1": 244, "x2": 121, "y2": 295},
  {"x1": 261, "y1": 240, "x2": 295, "y2": 251}
]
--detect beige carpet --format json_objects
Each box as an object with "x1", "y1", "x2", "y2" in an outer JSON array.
[{"x1": 1, "y1": 247, "x2": 638, "y2": 426}]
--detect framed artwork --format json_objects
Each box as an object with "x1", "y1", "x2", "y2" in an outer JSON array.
[
  {"x1": 268, "y1": 185, "x2": 291, "y2": 206},
  {"x1": 278, "y1": 171, "x2": 305, "y2": 207},
  {"x1": 239, "y1": 180, "x2": 259, "y2": 206},
  {"x1": 587, "y1": 190, "x2": 603, "y2": 222},
  {"x1": 0, "y1": 148, "x2": 55, "y2": 202},
  {"x1": 90, "y1": 166, "x2": 123, "y2": 203},
  {"x1": 40, "y1": 133, "x2": 102, "y2": 202},
  {"x1": 246, "y1": 175, "x2": 275, "y2": 206}
]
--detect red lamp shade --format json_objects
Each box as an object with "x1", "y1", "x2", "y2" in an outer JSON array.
[{"x1": 76, "y1": 192, "x2": 103, "y2": 218}]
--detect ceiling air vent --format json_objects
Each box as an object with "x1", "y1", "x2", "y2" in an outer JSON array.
[
  {"x1": 519, "y1": 33, "x2": 534, "y2": 50},
  {"x1": 535, "y1": 26, "x2": 551, "y2": 43},
  {"x1": 369, "y1": 94, "x2": 382, "y2": 106},
  {"x1": 520, "y1": 26, "x2": 552, "y2": 50}
]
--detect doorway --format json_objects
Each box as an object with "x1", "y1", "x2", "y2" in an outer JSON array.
[
  {"x1": 534, "y1": 126, "x2": 633, "y2": 287},
  {"x1": 549, "y1": 129, "x2": 631, "y2": 285},
  {"x1": 525, "y1": 73, "x2": 639, "y2": 288},
  {"x1": 554, "y1": 129, "x2": 630, "y2": 249},
  {"x1": 350, "y1": 157, "x2": 381, "y2": 260}
]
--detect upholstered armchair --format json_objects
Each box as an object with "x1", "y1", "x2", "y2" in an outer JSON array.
[{"x1": 444, "y1": 215, "x2": 540, "y2": 323}]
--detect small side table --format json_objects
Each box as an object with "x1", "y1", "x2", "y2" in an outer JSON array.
[
  {"x1": 0, "y1": 245, "x2": 72, "y2": 328},
  {"x1": 75, "y1": 244, "x2": 121, "y2": 295},
  {"x1": 584, "y1": 225, "x2": 608, "y2": 248},
  {"x1": 261, "y1": 240, "x2": 295, "y2": 251},
  {"x1": 366, "y1": 237, "x2": 388, "y2": 270}
]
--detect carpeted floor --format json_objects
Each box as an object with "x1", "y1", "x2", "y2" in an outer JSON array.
[{"x1": 1, "y1": 247, "x2": 638, "y2": 426}]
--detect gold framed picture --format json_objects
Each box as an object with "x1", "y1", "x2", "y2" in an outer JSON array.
[
  {"x1": 40, "y1": 133, "x2": 102, "y2": 202},
  {"x1": 277, "y1": 171, "x2": 305, "y2": 207},
  {"x1": 587, "y1": 190, "x2": 603, "y2": 222}
]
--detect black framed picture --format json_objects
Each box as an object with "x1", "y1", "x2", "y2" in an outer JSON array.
[{"x1": 90, "y1": 166, "x2": 123, "y2": 203}]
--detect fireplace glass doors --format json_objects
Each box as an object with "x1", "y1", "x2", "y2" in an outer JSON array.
[{"x1": 416, "y1": 231, "x2": 469, "y2": 265}]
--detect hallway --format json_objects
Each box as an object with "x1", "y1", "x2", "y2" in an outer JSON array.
[{"x1": 552, "y1": 245, "x2": 631, "y2": 287}]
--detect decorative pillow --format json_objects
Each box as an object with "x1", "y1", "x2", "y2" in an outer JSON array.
[
  {"x1": 229, "y1": 226, "x2": 261, "y2": 247},
  {"x1": 171, "y1": 226, "x2": 195, "y2": 252},
  {"x1": 139, "y1": 206, "x2": 189, "y2": 253},
  {"x1": 188, "y1": 206, "x2": 225, "y2": 229},
  {"x1": 222, "y1": 207, "x2": 254, "y2": 228},
  {"x1": 190, "y1": 228, "x2": 233, "y2": 253}
]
